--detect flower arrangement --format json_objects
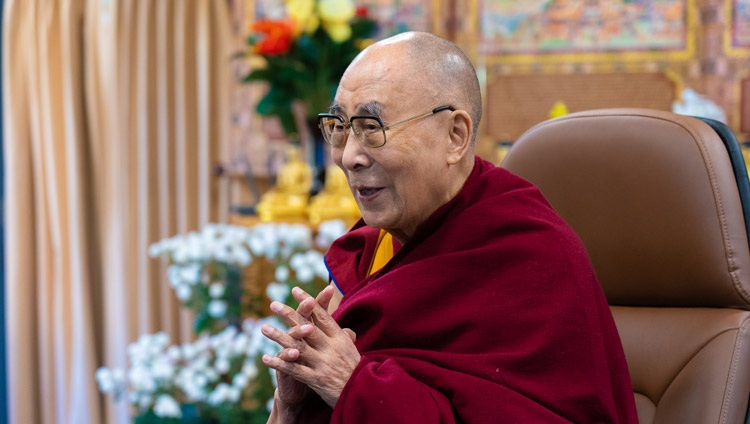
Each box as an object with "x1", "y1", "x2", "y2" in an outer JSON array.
[
  {"x1": 97, "y1": 220, "x2": 348, "y2": 423},
  {"x1": 96, "y1": 323, "x2": 281, "y2": 424},
  {"x1": 242, "y1": 0, "x2": 378, "y2": 136}
]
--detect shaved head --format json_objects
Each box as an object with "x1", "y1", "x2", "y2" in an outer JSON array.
[{"x1": 341, "y1": 31, "x2": 482, "y2": 145}]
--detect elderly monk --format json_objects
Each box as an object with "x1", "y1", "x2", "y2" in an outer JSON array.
[{"x1": 260, "y1": 31, "x2": 638, "y2": 423}]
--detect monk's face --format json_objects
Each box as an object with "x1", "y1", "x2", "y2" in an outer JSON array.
[{"x1": 330, "y1": 39, "x2": 455, "y2": 243}]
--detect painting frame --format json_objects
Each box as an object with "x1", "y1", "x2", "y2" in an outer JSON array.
[
  {"x1": 724, "y1": 0, "x2": 750, "y2": 57},
  {"x1": 476, "y1": 0, "x2": 698, "y2": 66}
]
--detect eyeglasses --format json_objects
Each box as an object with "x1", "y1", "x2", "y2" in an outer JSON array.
[{"x1": 317, "y1": 105, "x2": 455, "y2": 149}]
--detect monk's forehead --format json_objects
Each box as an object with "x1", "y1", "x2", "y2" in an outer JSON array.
[
  {"x1": 340, "y1": 47, "x2": 423, "y2": 100},
  {"x1": 351, "y1": 43, "x2": 415, "y2": 81}
]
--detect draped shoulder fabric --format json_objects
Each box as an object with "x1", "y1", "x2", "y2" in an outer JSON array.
[{"x1": 310, "y1": 157, "x2": 638, "y2": 423}]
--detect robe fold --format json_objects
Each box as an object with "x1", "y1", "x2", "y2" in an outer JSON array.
[{"x1": 301, "y1": 157, "x2": 637, "y2": 423}]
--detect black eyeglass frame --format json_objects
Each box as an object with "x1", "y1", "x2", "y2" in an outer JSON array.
[{"x1": 317, "y1": 105, "x2": 455, "y2": 148}]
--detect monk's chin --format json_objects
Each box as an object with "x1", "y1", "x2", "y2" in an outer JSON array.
[{"x1": 360, "y1": 213, "x2": 389, "y2": 230}]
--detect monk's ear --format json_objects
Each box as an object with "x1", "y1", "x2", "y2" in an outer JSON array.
[{"x1": 446, "y1": 110, "x2": 472, "y2": 165}]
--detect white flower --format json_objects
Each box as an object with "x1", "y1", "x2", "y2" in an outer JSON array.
[
  {"x1": 138, "y1": 393, "x2": 153, "y2": 410},
  {"x1": 275, "y1": 265, "x2": 290, "y2": 283},
  {"x1": 316, "y1": 219, "x2": 347, "y2": 248},
  {"x1": 212, "y1": 242, "x2": 231, "y2": 263},
  {"x1": 284, "y1": 224, "x2": 313, "y2": 250},
  {"x1": 202, "y1": 223, "x2": 220, "y2": 241},
  {"x1": 232, "y1": 373, "x2": 250, "y2": 389},
  {"x1": 241, "y1": 361, "x2": 258, "y2": 379},
  {"x1": 181, "y1": 343, "x2": 197, "y2": 359},
  {"x1": 194, "y1": 373, "x2": 209, "y2": 389},
  {"x1": 128, "y1": 366, "x2": 156, "y2": 393},
  {"x1": 314, "y1": 260, "x2": 329, "y2": 280},
  {"x1": 209, "y1": 283, "x2": 225, "y2": 298},
  {"x1": 231, "y1": 333, "x2": 250, "y2": 355},
  {"x1": 148, "y1": 241, "x2": 165, "y2": 258},
  {"x1": 153, "y1": 394, "x2": 182, "y2": 418},
  {"x1": 151, "y1": 358, "x2": 175, "y2": 382},
  {"x1": 127, "y1": 392, "x2": 139, "y2": 405},
  {"x1": 248, "y1": 236, "x2": 266, "y2": 256},
  {"x1": 304, "y1": 250, "x2": 323, "y2": 264},
  {"x1": 242, "y1": 317, "x2": 258, "y2": 334},
  {"x1": 167, "y1": 264, "x2": 183, "y2": 287},
  {"x1": 153, "y1": 332, "x2": 170, "y2": 349},
  {"x1": 112, "y1": 369, "x2": 125, "y2": 385},
  {"x1": 207, "y1": 300, "x2": 227, "y2": 318},
  {"x1": 266, "y1": 282, "x2": 290, "y2": 303},
  {"x1": 175, "y1": 284, "x2": 192, "y2": 301},
  {"x1": 296, "y1": 265, "x2": 314, "y2": 283},
  {"x1": 207, "y1": 382, "x2": 232, "y2": 406},
  {"x1": 180, "y1": 263, "x2": 202, "y2": 285},
  {"x1": 204, "y1": 368, "x2": 219, "y2": 383},
  {"x1": 186, "y1": 233, "x2": 208, "y2": 262},
  {"x1": 193, "y1": 336, "x2": 211, "y2": 353},
  {"x1": 280, "y1": 244, "x2": 294, "y2": 258},
  {"x1": 95, "y1": 367, "x2": 125, "y2": 394},
  {"x1": 230, "y1": 245, "x2": 252, "y2": 266},
  {"x1": 166, "y1": 346, "x2": 181, "y2": 361},
  {"x1": 227, "y1": 386, "x2": 241, "y2": 403},
  {"x1": 290, "y1": 253, "x2": 306, "y2": 270},
  {"x1": 264, "y1": 241, "x2": 279, "y2": 259},
  {"x1": 214, "y1": 325, "x2": 238, "y2": 344},
  {"x1": 214, "y1": 357, "x2": 231, "y2": 374},
  {"x1": 182, "y1": 380, "x2": 206, "y2": 402}
]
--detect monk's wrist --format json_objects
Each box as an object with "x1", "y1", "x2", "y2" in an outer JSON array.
[{"x1": 270, "y1": 389, "x2": 303, "y2": 423}]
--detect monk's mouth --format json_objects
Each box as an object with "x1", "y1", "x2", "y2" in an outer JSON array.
[{"x1": 358, "y1": 187, "x2": 384, "y2": 199}]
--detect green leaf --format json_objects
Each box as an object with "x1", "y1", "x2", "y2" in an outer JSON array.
[
  {"x1": 194, "y1": 309, "x2": 211, "y2": 334},
  {"x1": 242, "y1": 69, "x2": 273, "y2": 83}
]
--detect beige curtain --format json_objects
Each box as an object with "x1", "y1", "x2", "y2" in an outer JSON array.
[{"x1": 3, "y1": 0, "x2": 233, "y2": 422}]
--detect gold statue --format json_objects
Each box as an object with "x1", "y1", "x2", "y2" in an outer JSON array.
[
  {"x1": 256, "y1": 146, "x2": 313, "y2": 222},
  {"x1": 308, "y1": 165, "x2": 361, "y2": 227}
]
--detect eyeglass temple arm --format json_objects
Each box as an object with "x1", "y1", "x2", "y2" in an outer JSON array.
[{"x1": 385, "y1": 105, "x2": 455, "y2": 131}]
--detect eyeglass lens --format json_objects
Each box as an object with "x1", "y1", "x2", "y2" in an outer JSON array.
[{"x1": 321, "y1": 117, "x2": 385, "y2": 148}]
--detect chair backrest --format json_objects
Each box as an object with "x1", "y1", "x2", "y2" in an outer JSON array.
[{"x1": 502, "y1": 108, "x2": 750, "y2": 424}]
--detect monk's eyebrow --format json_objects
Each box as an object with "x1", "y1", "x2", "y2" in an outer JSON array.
[
  {"x1": 329, "y1": 101, "x2": 383, "y2": 117},
  {"x1": 357, "y1": 102, "x2": 382, "y2": 116},
  {"x1": 329, "y1": 103, "x2": 345, "y2": 116}
]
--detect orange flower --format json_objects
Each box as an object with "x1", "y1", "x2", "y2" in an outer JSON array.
[
  {"x1": 355, "y1": 5, "x2": 369, "y2": 18},
  {"x1": 250, "y1": 19, "x2": 294, "y2": 55}
]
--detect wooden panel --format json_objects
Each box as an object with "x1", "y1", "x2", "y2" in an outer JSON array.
[{"x1": 484, "y1": 72, "x2": 677, "y2": 141}]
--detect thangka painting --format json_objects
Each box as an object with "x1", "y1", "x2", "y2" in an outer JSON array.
[
  {"x1": 731, "y1": 0, "x2": 750, "y2": 48},
  {"x1": 480, "y1": 0, "x2": 691, "y2": 57}
]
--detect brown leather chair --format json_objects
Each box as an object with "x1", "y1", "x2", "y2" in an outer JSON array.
[{"x1": 502, "y1": 108, "x2": 750, "y2": 424}]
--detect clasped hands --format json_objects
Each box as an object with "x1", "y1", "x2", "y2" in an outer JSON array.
[{"x1": 261, "y1": 285, "x2": 361, "y2": 411}]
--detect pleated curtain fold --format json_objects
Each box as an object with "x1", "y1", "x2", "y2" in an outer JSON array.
[{"x1": 2, "y1": 0, "x2": 233, "y2": 422}]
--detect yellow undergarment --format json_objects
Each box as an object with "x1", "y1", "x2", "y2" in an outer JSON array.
[{"x1": 367, "y1": 229, "x2": 394, "y2": 277}]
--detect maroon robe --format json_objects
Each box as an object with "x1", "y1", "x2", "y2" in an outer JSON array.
[{"x1": 301, "y1": 157, "x2": 637, "y2": 423}]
